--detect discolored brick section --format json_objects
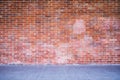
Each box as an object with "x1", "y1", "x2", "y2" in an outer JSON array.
[{"x1": 0, "y1": 0, "x2": 120, "y2": 64}]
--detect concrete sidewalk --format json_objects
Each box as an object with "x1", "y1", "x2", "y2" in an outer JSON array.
[{"x1": 0, "y1": 64, "x2": 120, "y2": 80}]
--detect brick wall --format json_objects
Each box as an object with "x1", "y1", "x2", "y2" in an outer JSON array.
[{"x1": 0, "y1": 0, "x2": 120, "y2": 64}]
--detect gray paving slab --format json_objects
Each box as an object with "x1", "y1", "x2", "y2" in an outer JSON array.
[{"x1": 0, "y1": 64, "x2": 120, "y2": 80}]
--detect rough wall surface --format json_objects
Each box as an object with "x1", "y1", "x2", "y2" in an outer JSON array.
[{"x1": 0, "y1": 0, "x2": 120, "y2": 64}]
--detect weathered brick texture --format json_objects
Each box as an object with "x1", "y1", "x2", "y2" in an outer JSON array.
[{"x1": 0, "y1": 0, "x2": 120, "y2": 64}]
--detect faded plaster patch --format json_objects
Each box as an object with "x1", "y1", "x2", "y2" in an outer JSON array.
[
  {"x1": 55, "y1": 43, "x2": 72, "y2": 63},
  {"x1": 73, "y1": 19, "x2": 86, "y2": 34}
]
